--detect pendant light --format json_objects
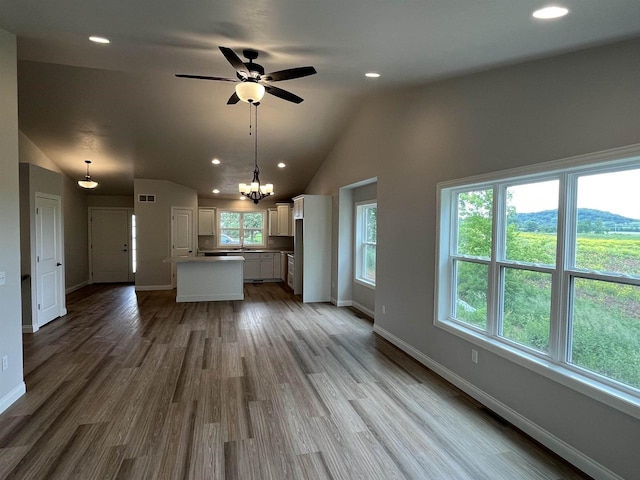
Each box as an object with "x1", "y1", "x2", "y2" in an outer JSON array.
[
  {"x1": 239, "y1": 104, "x2": 274, "y2": 203},
  {"x1": 78, "y1": 160, "x2": 99, "y2": 189}
]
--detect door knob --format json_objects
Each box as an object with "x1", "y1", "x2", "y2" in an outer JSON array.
[
  {"x1": 121, "y1": 249, "x2": 128, "y2": 252},
  {"x1": 56, "y1": 262, "x2": 62, "y2": 266}
]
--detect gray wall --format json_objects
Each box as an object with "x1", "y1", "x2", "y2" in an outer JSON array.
[
  {"x1": 0, "y1": 28, "x2": 24, "y2": 411},
  {"x1": 352, "y1": 182, "x2": 377, "y2": 314},
  {"x1": 87, "y1": 195, "x2": 134, "y2": 208},
  {"x1": 63, "y1": 175, "x2": 88, "y2": 291},
  {"x1": 306, "y1": 38, "x2": 640, "y2": 479},
  {"x1": 134, "y1": 179, "x2": 197, "y2": 288}
]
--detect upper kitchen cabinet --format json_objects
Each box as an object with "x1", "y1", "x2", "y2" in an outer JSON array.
[
  {"x1": 293, "y1": 196, "x2": 304, "y2": 220},
  {"x1": 198, "y1": 208, "x2": 216, "y2": 236},
  {"x1": 268, "y1": 203, "x2": 292, "y2": 236},
  {"x1": 276, "y1": 203, "x2": 292, "y2": 236},
  {"x1": 268, "y1": 209, "x2": 278, "y2": 236}
]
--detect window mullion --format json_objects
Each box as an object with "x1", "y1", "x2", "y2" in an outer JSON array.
[
  {"x1": 552, "y1": 172, "x2": 574, "y2": 363},
  {"x1": 487, "y1": 184, "x2": 503, "y2": 338}
]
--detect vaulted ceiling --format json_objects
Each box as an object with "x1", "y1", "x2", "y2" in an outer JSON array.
[{"x1": 2, "y1": 1, "x2": 640, "y2": 199}]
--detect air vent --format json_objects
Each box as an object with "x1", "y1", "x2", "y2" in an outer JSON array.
[{"x1": 138, "y1": 194, "x2": 156, "y2": 203}]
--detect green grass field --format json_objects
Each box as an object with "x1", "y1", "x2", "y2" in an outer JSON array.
[{"x1": 457, "y1": 231, "x2": 640, "y2": 390}]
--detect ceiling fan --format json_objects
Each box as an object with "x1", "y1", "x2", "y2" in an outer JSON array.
[{"x1": 175, "y1": 46, "x2": 316, "y2": 105}]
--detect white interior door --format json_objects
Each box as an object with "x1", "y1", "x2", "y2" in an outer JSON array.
[
  {"x1": 35, "y1": 194, "x2": 64, "y2": 327},
  {"x1": 171, "y1": 208, "x2": 194, "y2": 287},
  {"x1": 91, "y1": 209, "x2": 131, "y2": 283}
]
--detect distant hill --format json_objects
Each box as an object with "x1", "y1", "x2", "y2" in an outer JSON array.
[{"x1": 511, "y1": 209, "x2": 640, "y2": 233}]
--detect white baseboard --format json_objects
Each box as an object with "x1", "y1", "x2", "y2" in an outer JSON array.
[
  {"x1": 135, "y1": 285, "x2": 173, "y2": 292},
  {"x1": 22, "y1": 324, "x2": 36, "y2": 334},
  {"x1": 351, "y1": 301, "x2": 374, "y2": 319},
  {"x1": 0, "y1": 382, "x2": 26, "y2": 415},
  {"x1": 336, "y1": 299, "x2": 352, "y2": 307},
  {"x1": 372, "y1": 325, "x2": 624, "y2": 480},
  {"x1": 65, "y1": 281, "x2": 88, "y2": 294}
]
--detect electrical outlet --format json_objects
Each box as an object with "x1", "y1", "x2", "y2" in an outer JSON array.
[
  {"x1": 2, "y1": 356, "x2": 8, "y2": 371},
  {"x1": 382, "y1": 305, "x2": 386, "y2": 314},
  {"x1": 471, "y1": 349, "x2": 478, "y2": 364},
  {"x1": 0, "y1": 271, "x2": 6, "y2": 286}
]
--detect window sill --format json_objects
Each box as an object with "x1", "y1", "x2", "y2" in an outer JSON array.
[
  {"x1": 435, "y1": 317, "x2": 640, "y2": 420},
  {"x1": 355, "y1": 278, "x2": 376, "y2": 290}
]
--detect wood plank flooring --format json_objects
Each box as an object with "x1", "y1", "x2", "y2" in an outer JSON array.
[{"x1": 0, "y1": 283, "x2": 590, "y2": 479}]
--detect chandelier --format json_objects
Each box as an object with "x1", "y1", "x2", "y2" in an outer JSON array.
[
  {"x1": 239, "y1": 103, "x2": 274, "y2": 203},
  {"x1": 78, "y1": 160, "x2": 98, "y2": 189}
]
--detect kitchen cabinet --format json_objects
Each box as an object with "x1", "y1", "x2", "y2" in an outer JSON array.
[
  {"x1": 243, "y1": 252, "x2": 261, "y2": 280},
  {"x1": 198, "y1": 208, "x2": 216, "y2": 235},
  {"x1": 260, "y1": 252, "x2": 275, "y2": 278},
  {"x1": 276, "y1": 203, "x2": 292, "y2": 236},
  {"x1": 293, "y1": 196, "x2": 304, "y2": 220},
  {"x1": 243, "y1": 252, "x2": 279, "y2": 281},
  {"x1": 291, "y1": 195, "x2": 331, "y2": 302},
  {"x1": 268, "y1": 209, "x2": 278, "y2": 236},
  {"x1": 268, "y1": 204, "x2": 292, "y2": 236}
]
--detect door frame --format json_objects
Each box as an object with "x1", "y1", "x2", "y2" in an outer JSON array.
[
  {"x1": 33, "y1": 192, "x2": 66, "y2": 329},
  {"x1": 88, "y1": 207, "x2": 135, "y2": 284}
]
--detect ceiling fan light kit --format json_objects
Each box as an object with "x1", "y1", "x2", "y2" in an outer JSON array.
[
  {"x1": 235, "y1": 81, "x2": 265, "y2": 103},
  {"x1": 78, "y1": 160, "x2": 98, "y2": 189}
]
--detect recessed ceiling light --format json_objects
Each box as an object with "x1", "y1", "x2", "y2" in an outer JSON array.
[
  {"x1": 211, "y1": 158, "x2": 221, "y2": 165},
  {"x1": 365, "y1": 72, "x2": 381, "y2": 78},
  {"x1": 532, "y1": 6, "x2": 569, "y2": 19},
  {"x1": 89, "y1": 36, "x2": 110, "y2": 44},
  {"x1": 277, "y1": 162, "x2": 286, "y2": 168},
  {"x1": 212, "y1": 189, "x2": 220, "y2": 194},
  {"x1": 239, "y1": 196, "x2": 246, "y2": 200}
]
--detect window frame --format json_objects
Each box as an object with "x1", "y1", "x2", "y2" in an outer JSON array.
[
  {"x1": 355, "y1": 200, "x2": 377, "y2": 289},
  {"x1": 217, "y1": 209, "x2": 267, "y2": 248},
  {"x1": 435, "y1": 145, "x2": 640, "y2": 419}
]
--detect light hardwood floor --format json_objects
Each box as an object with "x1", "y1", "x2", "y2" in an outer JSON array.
[{"x1": 0, "y1": 283, "x2": 590, "y2": 479}]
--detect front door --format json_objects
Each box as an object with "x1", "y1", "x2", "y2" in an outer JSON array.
[
  {"x1": 35, "y1": 194, "x2": 64, "y2": 327},
  {"x1": 91, "y1": 209, "x2": 131, "y2": 283}
]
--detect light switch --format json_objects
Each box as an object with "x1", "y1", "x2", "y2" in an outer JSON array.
[{"x1": 0, "y1": 271, "x2": 5, "y2": 286}]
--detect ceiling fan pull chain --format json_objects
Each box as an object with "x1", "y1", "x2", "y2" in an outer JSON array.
[
  {"x1": 254, "y1": 104, "x2": 259, "y2": 169},
  {"x1": 249, "y1": 101, "x2": 252, "y2": 136}
]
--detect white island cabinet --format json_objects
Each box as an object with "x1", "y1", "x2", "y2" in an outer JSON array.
[{"x1": 165, "y1": 256, "x2": 244, "y2": 302}]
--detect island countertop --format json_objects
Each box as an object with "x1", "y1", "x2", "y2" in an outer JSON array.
[{"x1": 164, "y1": 256, "x2": 244, "y2": 263}]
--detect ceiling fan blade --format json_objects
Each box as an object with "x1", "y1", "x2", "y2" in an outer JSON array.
[
  {"x1": 262, "y1": 66, "x2": 317, "y2": 82},
  {"x1": 227, "y1": 92, "x2": 240, "y2": 105},
  {"x1": 175, "y1": 74, "x2": 237, "y2": 82},
  {"x1": 264, "y1": 85, "x2": 304, "y2": 104},
  {"x1": 219, "y1": 46, "x2": 249, "y2": 75}
]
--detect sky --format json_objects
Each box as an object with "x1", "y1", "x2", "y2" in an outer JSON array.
[{"x1": 508, "y1": 168, "x2": 640, "y2": 220}]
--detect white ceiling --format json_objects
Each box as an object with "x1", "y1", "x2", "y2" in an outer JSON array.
[{"x1": 2, "y1": 0, "x2": 640, "y2": 198}]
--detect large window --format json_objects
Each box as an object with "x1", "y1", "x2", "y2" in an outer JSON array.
[
  {"x1": 218, "y1": 210, "x2": 266, "y2": 247},
  {"x1": 436, "y1": 151, "x2": 640, "y2": 413},
  {"x1": 355, "y1": 201, "x2": 377, "y2": 287}
]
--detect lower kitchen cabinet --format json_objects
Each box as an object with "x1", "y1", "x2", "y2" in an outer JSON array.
[
  {"x1": 243, "y1": 252, "x2": 281, "y2": 282},
  {"x1": 243, "y1": 253, "x2": 261, "y2": 280}
]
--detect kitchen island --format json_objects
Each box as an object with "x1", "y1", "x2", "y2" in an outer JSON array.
[{"x1": 165, "y1": 256, "x2": 244, "y2": 302}]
